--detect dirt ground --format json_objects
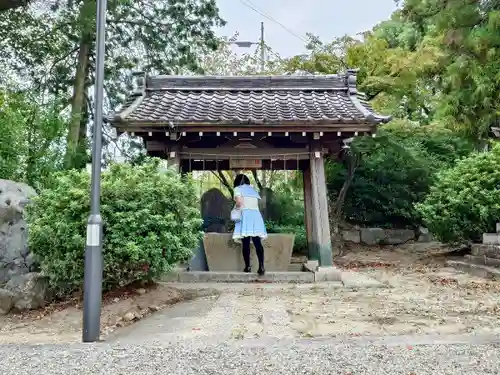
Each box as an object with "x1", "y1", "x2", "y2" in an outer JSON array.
[
  {"x1": 286, "y1": 241, "x2": 500, "y2": 337},
  {"x1": 0, "y1": 282, "x2": 215, "y2": 344},
  {"x1": 2, "y1": 241, "x2": 500, "y2": 343}
]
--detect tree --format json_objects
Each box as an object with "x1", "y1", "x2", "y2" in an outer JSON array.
[
  {"x1": 0, "y1": 0, "x2": 225, "y2": 168},
  {"x1": 0, "y1": 89, "x2": 66, "y2": 190}
]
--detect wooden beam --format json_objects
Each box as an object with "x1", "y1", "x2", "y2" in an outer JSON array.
[
  {"x1": 309, "y1": 144, "x2": 333, "y2": 266},
  {"x1": 179, "y1": 148, "x2": 310, "y2": 160},
  {"x1": 178, "y1": 159, "x2": 308, "y2": 171}
]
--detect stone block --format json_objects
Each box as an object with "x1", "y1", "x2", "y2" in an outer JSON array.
[
  {"x1": 465, "y1": 255, "x2": 500, "y2": 268},
  {"x1": 446, "y1": 260, "x2": 500, "y2": 279},
  {"x1": 416, "y1": 226, "x2": 433, "y2": 242},
  {"x1": 340, "y1": 271, "x2": 386, "y2": 288},
  {"x1": 314, "y1": 266, "x2": 341, "y2": 282},
  {"x1": 497, "y1": 222, "x2": 500, "y2": 234},
  {"x1": 341, "y1": 230, "x2": 361, "y2": 244},
  {"x1": 360, "y1": 228, "x2": 385, "y2": 245},
  {"x1": 483, "y1": 233, "x2": 500, "y2": 245},
  {"x1": 288, "y1": 263, "x2": 303, "y2": 272},
  {"x1": 303, "y1": 260, "x2": 319, "y2": 273},
  {"x1": 203, "y1": 233, "x2": 294, "y2": 272},
  {"x1": 382, "y1": 229, "x2": 415, "y2": 245},
  {"x1": 471, "y1": 244, "x2": 500, "y2": 259}
]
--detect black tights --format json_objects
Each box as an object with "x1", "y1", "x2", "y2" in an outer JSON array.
[{"x1": 241, "y1": 236, "x2": 265, "y2": 271}]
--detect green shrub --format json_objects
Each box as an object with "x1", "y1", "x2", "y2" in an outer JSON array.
[
  {"x1": 262, "y1": 180, "x2": 307, "y2": 254},
  {"x1": 266, "y1": 221, "x2": 308, "y2": 255},
  {"x1": 416, "y1": 143, "x2": 500, "y2": 244},
  {"x1": 327, "y1": 122, "x2": 474, "y2": 228},
  {"x1": 27, "y1": 159, "x2": 202, "y2": 296}
]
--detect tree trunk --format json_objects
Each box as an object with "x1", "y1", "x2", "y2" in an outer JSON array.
[
  {"x1": 64, "y1": 39, "x2": 90, "y2": 169},
  {"x1": 333, "y1": 152, "x2": 359, "y2": 224}
]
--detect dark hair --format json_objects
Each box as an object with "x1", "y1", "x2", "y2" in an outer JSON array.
[{"x1": 233, "y1": 174, "x2": 250, "y2": 188}]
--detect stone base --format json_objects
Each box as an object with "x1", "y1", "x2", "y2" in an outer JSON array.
[
  {"x1": 465, "y1": 255, "x2": 500, "y2": 268},
  {"x1": 161, "y1": 265, "x2": 387, "y2": 287},
  {"x1": 446, "y1": 260, "x2": 500, "y2": 279},
  {"x1": 164, "y1": 271, "x2": 315, "y2": 283},
  {"x1": 471, "y1": 244, "x2": 500, "y2": 259},
  {"x1": 203, "y1": 233, "x2": 294, "y2": 272},
  {"x1": 482, "y1": 233, "x2": 500, "y2": 245}
]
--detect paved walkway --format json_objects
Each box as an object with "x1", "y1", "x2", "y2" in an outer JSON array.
[{"x1": 109, "y1": 283, "x2": 344, "y2": 345}]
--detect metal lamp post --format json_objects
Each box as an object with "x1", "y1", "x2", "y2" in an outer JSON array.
[
  {"x1": 82, "y1": 0, "x2": 107, "y2": 343},
  {"x1": 229, "y1": 21, "x2": 266, "y2": 72}
]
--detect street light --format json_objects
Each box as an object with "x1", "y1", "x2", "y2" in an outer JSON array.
[
  {"x1": 229, "y1": 41, "x2": 258, "y2": 48},
  {"x1": 229, "y1": 22, "x2": 265, "y2": 72},
  {"x1": 82, "y1": 0, "x2": 106, "y2": 343}
]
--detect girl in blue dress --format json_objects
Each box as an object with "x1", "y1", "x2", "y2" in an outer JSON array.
[{"x1": 232, "y1": 174, "x2": 267, "y2": 275}]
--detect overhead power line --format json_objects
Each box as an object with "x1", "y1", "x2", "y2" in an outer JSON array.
[{"x1": 238, "y1": 0, "x2": 308, "y2": 44}]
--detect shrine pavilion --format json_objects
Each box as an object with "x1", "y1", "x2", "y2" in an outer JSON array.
[{"x1": 109, "y1": 69, "x2": 391, "y2": 269}]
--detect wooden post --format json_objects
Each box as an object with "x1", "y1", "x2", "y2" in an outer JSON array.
[
  {"x1": 168, "y1": 145, "x2": 181, "y2": 173},
  {"x1": 309, "y1": 145, "x2": 333, "y2": 266},
  {"x1": 303, "y1": 168, "x2": 314, "y2": 260}
]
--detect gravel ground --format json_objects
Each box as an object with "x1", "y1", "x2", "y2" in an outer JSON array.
[{"x1": 1, "y1": 339, "x2": 499, "y2": 375}]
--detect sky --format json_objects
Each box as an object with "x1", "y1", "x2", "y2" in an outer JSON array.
[{"x1": 215, "y1": 0, "x2": 398, "y2": 58}]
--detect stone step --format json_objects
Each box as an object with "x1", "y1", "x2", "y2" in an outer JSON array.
[
  {"x1": 483, "y1": 233, "x2": 500, "y2": 245},
  {"x1": 288, "y1": 263, "x2": 303, "y2": 272},
  {"x1": 471, "y1": 244, "x2": 500, "y2": 259},
  {"x1": 465, "y1": 255, "x2": 500, "y2": 268},
  {"x1": 446, "y1": 260, "x2": 500, "y2": 279},
  {"x1": 165, "y1": 271, "x2": 315, "y2": 284}
]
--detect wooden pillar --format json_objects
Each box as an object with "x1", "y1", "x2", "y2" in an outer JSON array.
[
  {"x1": 309, "y1": 146, "x2": 333, "y2": 267},
  {"x1": 303, "y1": 168, "x2": 314, "y2": 260},
  {"x1": 167, "y1": 145, "x2": 181, "y2": 173}
]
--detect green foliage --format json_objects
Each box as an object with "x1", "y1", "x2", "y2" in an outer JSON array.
[
  {"x1": 327, "y1": 121, "x2": 474, "y2": 227},
  {"x1": 264, "y1": 181, "x2": 308, "y2": 254},
  {"x1": 27, "y1": 159, "x2": 202, "y2": 296},
  {"x1": 416, "y1": 143, "x2": 500, "y2": 244},
  {"x1": 0, "y1": 90, "x2": 66, "y2": 190}
]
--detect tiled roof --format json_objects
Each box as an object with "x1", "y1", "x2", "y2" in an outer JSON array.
[{"x1": 110, "y1": 71, "x2": 391, "y2": 126}]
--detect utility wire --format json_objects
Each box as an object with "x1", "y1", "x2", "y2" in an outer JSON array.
[{"x1": 238, "y1": 0, "x2": 308, "y2": 44}]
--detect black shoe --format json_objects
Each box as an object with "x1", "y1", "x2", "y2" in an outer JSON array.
[
  {"x1": 243, "y1": 266, "x2": 252, "y2": 273},
  {"x1": 257, "y1": 267, "x2": 265, "y2": 276}
]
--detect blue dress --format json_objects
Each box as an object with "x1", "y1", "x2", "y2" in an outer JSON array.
[{"x1": 232, "y1": 184, "x2": 268, "y2": 242}]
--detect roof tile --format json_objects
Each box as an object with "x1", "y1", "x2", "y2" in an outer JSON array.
[{"x1": 110, "y1": 74, "x2": 391, "y2": 126}]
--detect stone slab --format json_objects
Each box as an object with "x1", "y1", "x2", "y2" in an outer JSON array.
[
  {"x1": 360, "y1": 228, "x2": 385, "y2": 245},
  {"x1": 203, "y1": 233, "x2": 294, "y2": 272},
  {"x1": 483, "y1": 233, "x2": 500, "y2": 245},
  {"x1": 446, "y1": 260, "x2": 500, "y2": 279},
  {"x1": 382, "y1": 229, "x2": 415, "y2": 245},
  {"x1": 341, "y1": 230, "x2": 361, "y2": 244},
  {"x1": 471, "y1": 244, "x2": 500, "y2": 259},
  {"x1": 340, "y1": 271, "x2": 386, "y2": 288},
  {"x1": 497, "y1": 222, "x2": 500, "y2": 233},
  {"x1": 171, "y1": 271, "x2": 315, "y2": 284},
  {"x1": 465, "y1": 255, "x2": 500, "y2": 268}
]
